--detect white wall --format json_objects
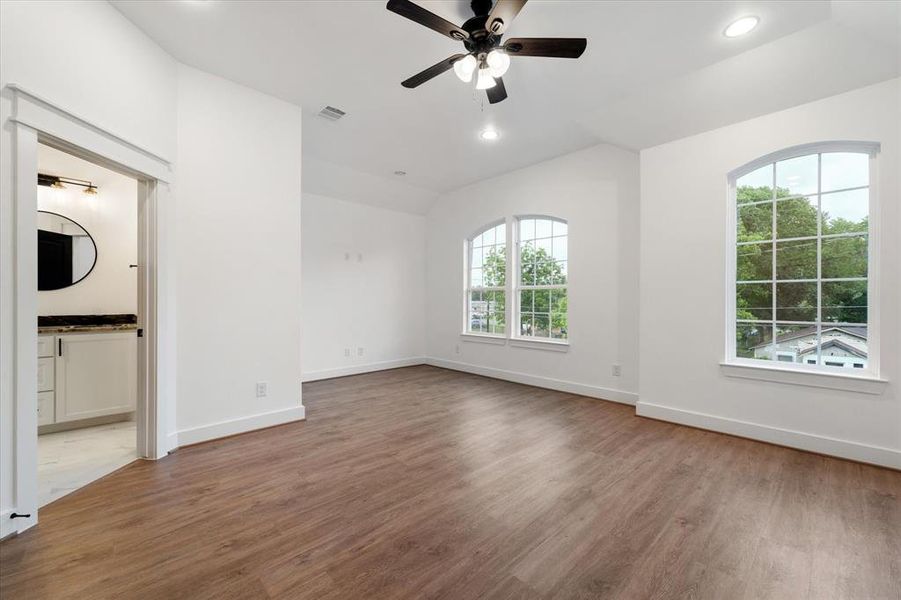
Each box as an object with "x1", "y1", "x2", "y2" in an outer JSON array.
[
  {"x1": 302, "y1": 193, "x2": 426, "y2": 380},
  {"x1": 0, "y1": 0, "x2": 177, "y2": 534},
  {"x1": 426, "y1": 144, "x2": 640, "y2": 403},
  {"x1": 37, "y1": 144, "x2": 137, "y2": 316},
  {"x1": 175, "y1": 64, "x2": 304, "y2": 443},
  {"x1": 639, "y1": 79, "x2": 900, "y2": 467}
]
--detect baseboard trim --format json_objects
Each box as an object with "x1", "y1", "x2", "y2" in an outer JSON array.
[
  {"x1": 164, "y1": 432, "x2": 179, "y2": 455},
  {"x1": 636, "y1": 401, "x2": 900, "y2": 470},
  {"x1": 175, "y1": 405, "x2": 306, "y2": 448},
  {"x1": 302, "y1": 357, "x2": 426, "y2": 382},
  {"x1": 426, "y1": 357, "x2": 638, "y2": 406}
]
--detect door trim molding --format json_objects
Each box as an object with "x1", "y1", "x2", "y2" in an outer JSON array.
[{"x1": 5, "y1": 84, "x2": 175, "y2": 536}]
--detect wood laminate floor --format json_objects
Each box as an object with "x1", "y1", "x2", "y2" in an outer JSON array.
[{"x1": 1, "y1": 366, "x2": 899, "y2": 599}]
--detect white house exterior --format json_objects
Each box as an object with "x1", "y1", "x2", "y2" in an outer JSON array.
[{"x1": 753, "y1": 326, "x2": 868, "y2": 369}]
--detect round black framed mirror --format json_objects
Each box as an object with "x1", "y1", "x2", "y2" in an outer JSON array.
[{"x1": 37, "y1": 210, "x2": 98, "y2": 291}]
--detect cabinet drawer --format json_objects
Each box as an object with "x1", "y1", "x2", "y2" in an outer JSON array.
[
  {"x1": 37, "y1": 357, "x2": 54, "y2": 392},
  {"x1": 38, "y1": 335, "x2": 55, "y2": 358},
  {"x1": 37, "y1": 391, "x2": 55, "y2": 426}
]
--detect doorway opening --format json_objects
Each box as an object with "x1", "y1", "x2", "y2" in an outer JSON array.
[
  {"x1": 7, "y1": 85, "x2": 170, "y2": 537},
  {"x1": 35, "y1": 144, "x2": 140, "y2": 506}
]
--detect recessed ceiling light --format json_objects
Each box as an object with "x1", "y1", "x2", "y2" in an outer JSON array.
[
  {"x1": 724, "y1": 16, "x2": 759, "y2": 38},
  {"x1": 394, "y1": 170, "x2": 406, "y2": 176},
  {"x1": 479, "y1": 128, "x2": 500, "y2": 141}
]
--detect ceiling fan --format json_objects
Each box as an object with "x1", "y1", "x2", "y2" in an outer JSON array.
[{"x1": 386, "y1": 0, "x2": 587, "y2": 104}]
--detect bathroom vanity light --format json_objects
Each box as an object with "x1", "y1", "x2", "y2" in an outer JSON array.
[{"x1": 38, "y1": 173, "x2": 99, "y2": 195}]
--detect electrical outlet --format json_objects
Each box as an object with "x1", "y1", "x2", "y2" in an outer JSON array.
[
  {"x1": 256, "y1": 382, "x2": 268, "y2": 398},
  {"x1": 612, "y1": 364, "x2": 622, "y2": 377},
  {"x1": 344, "y1": 348, "x2": 351, "y2": 358},
  {"x1": 357, "y1": 347, "x2": 364, "y2": 357},
  {"x1": 455, "y1": 344, "x2": 461, "y2": 355}
]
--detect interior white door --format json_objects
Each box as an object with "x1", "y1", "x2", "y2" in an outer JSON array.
[{"x1": 55, "y1": 332, "x2": 137, "y2": 422}]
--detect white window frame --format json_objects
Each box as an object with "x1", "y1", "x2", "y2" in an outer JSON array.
[
  {"x1": 511, "y1": 215, "x2": 569, "y2": 349},
  {"x1": 722, "y1": 141, "x2": 886, "y2": 393},
  {"x1": 463, "y1": 219, "x2": 508, "y2": 339}
]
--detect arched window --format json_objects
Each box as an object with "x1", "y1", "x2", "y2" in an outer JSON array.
[
  {"x1": 728, "y1": 142, "x2": 877, "y2": 373},
  {"x1": 516, "y1": 216, "x2": 567, "y2": 340},
  {"x1": 466, "y1": 222, "x2": 506, "y2": 335}
]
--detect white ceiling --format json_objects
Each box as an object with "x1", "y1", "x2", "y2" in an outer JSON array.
[{"x1": 111, "y1": 0, "x2": 898, "y2": 202}]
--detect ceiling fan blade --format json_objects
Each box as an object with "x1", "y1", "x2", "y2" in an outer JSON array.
[
  {"x1": 485, "y1": 0, "x2": 527, "y2": 35},
  {"x1": 386, "y1": 0, "x2": 469, "y2": 41},
  {"x1": 486, "y1": 77, "x2": 507, "y2": 104},
  {"x1": 504, "y1": 37, "x2": 587, "y2": 59},
  {"x1": 402, "y1": 54, "x2": 466, "y2": 88}
]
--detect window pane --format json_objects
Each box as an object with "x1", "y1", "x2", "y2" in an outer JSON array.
[
  {"x1": 534, "y1": 314, "x2": 550, "y2": 337},
  {"x1": 553, "y1": 261, "x2": 568, "y2": 285},
  {"x1": 736, "y1": 164, "x2": 773, "y2": 205},
  {"x1": 821, "y1": 153, "x2": 868, "y2": 192},
  {"x1": 775, "y1": 239, "x2": 817, "y2": 280},
  {"x1": 536, "y1": 237, "x2": 552, "y2": 257},
  {"x1": 519, "y1": 219, "x2": 535, "y2": 242},
  {"x1": 822, "y1": 188, "x2": 868, "y2": 235},
  {"x1": 488, "y1": 291, "x2": 506, "y2": 334},
  {"x1": 737, "y1": 323, "x2": 773, "y2": 359},
  {"x1": 738, "y1": 203, "x2": 772, "y2": 242},
  {"x1": 550, "y1": 289, "x2": 568, "y2": 314},
  {"x1": 489, "y1": 312, "x2": 506, "y2": 335},
  {"x1": 534, "y1": 253, "x2": 556, "y2": 285},
  {"x1": 535, "y1": 219, "x2": 552, "y2": 239},
  {"x1": 776, "y1": 282, "x2": 817, "y2": 321},
  {"x1": 776, "y1": 154, "x2": 818, "y2": 197},
  {"x1": 774, "y1": 323, "x2": 817, "y2": 364},
  {"x1": 520, "y1": 290, "x2": 534, "y2": 313},
  {"x1": 520, "y1": 312, "x2": 534, "y2": 336},
  {"x1": 737, "y1": 283, "x2": 772, "y2": 320},
  {"x1": 551, "y1": 313, "x2": 567, "y2": 339},
  {"x1": 483, "y1": 247, "x2": 505, "y2": 286},
  {"x1": 553, "y1": 220, "x2": 568, "y2": 237},
  {"x1": 470, "y1": 268, "x2": 483, "y2": 287},
  {"x1": 534, "y1": 289, "x2": 550, "y2": 312},
  {"x1": 481, "y1": 226, "x2": 494, "y2": 246},
  {"x1": 469, "y1": 291, "x2": 487, "y2": 331},
  {"x1": 471, "y1": 246, "x2": 483, "y2": 269},
  {"x1": 818, "y1": 325, "x2": 867, "y2": 369},
  {"x1": 552, "y1": 236, "x2": 568, "y2": 261},
  {"x1": 822, "y1": 235, "x2": 867, "y2": 279},
  {"x1": 776, "y1": 197, "x2": 817, "y2": 239},
  {"x1": 737, "y1": 243, "x2": 772, "y2": 281},
  {"x1": 822, "y1": 280, "x2": 867, "y2": 324}
]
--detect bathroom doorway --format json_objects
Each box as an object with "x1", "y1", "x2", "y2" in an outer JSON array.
[
  {"x1": 6, "y1": 85, "x2": 172, "y2": 537},
  {"x1": 35, "y1": 144, "x2": 140, "y2": 506}
]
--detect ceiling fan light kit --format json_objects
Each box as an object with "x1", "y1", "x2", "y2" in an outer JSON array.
[{"x1": 387, "y1": 0, "x2": 587, "y2": 104}]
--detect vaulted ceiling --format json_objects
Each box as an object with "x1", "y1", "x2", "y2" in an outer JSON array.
[{"x1": 113, "y1": 1, "x2": 898, "y2": 204}]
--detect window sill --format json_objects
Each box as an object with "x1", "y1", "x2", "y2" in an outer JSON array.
[
  {"x1": 509, "y1": 337, "x2": 570, "y2": 352},
  {"x1": 720, "y1": 361, "x2": 888, "y2": 395},
  {"x1": 460, "y1": 333, "x2": 507, "y2": 345}
]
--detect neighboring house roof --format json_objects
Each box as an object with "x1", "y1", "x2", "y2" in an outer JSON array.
[
  {"x1": 750, "y1": 325, "x2": 867, "y2": 350},
  {"x1": 798, "y1": 337, "x2": 868, "y2": 359}
]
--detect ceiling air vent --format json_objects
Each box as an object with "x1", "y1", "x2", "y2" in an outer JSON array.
[{"x1": 318, "y1": 106, "x2": 346, "y2": 122}]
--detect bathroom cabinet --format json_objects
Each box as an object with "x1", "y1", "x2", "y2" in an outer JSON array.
[{"x1": 37, "y1": 331, "x2": 137, "y2": 428}]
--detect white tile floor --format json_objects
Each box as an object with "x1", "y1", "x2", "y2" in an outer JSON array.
[{"x1": 38, "y1": 421, "x2": 137, "y2": 507}]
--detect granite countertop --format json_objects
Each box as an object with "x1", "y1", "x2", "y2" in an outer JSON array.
[
  {"x1": 37, "y1": 314, "x2": 138, "y2": 334},
  {"x1": 38, "y1": 323, "x2": 138, "y2": 334}
]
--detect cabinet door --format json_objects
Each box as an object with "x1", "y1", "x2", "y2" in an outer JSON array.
[
  {"x1": 37, "y1": 335, "x2": 55, "y2": 358},
  {"x1": 37, "y1": 391, "x2": 55, "y2": 426},
  {"x1": 37, "y1": 357, "x2": 54, "y2": 392},
  {"x1": 55, "y1": 332, "x2": 137, "y2": 422}
]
